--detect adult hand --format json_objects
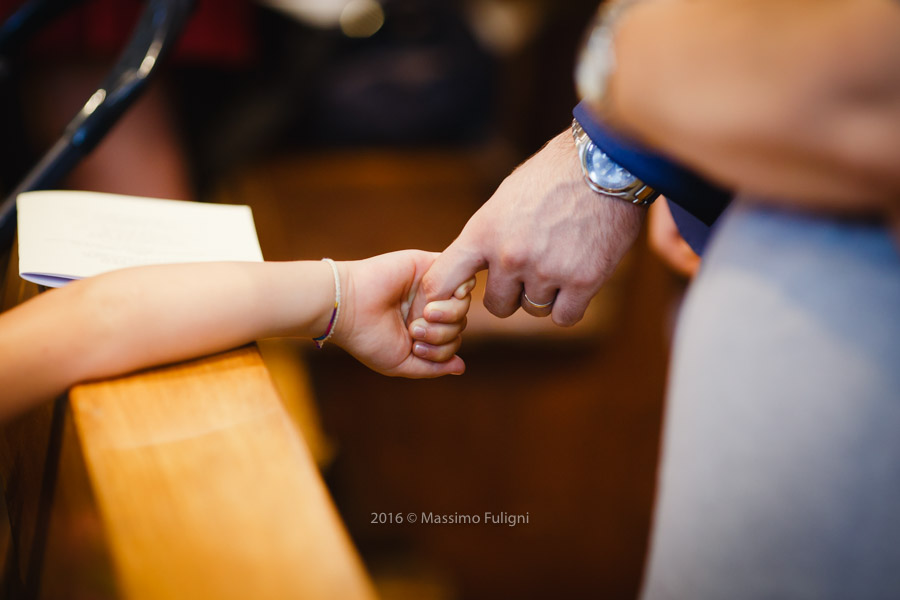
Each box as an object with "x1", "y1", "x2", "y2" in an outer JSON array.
[
  {"x1": 333, "y1": 250, "x2": 474, "y2": 378},
  {"x1": 419, "y1": 129, "x2": 645, "y2": 326},
  {"x1": 648, "y1": 198, "x2": 700, "y2": 278}
]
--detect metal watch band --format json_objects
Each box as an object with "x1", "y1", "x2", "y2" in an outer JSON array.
[{"x1": 572, "y1": 119, "x2": 659, "y2": 206}]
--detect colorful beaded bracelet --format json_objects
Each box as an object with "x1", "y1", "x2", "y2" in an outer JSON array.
[{"x1": 313, "y1": 258, "x2": 341, "y2": 349}]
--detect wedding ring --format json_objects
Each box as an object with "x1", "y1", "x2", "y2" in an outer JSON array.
[{"x1": 522, "y1": 293, "x2": 555, "y2": 309}]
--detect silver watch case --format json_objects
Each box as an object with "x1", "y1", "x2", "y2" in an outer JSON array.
[{"x1": 572, "y1": 119, "x2": 659, "y2": 206}]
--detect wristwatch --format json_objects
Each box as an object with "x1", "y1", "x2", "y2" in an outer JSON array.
[
  {"x1": 573, "y1": 0, "x2": 657, "y2": 206},
  {"x1": 572, "y1": 118, "x2": 659, "y2": 205}
]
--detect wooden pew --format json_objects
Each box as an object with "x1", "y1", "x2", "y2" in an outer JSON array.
[{"x1": 0, "y1": 240, "x2": 376, "y2": 599}]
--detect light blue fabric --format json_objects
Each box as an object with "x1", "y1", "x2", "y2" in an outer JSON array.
[{"x1": 642, "y1": 202, "x2": 900, "y2": 600}]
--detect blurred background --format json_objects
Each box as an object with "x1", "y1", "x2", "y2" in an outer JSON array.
[{"x1": 0, "y1": 0, "x2": 687, "y2": 597}]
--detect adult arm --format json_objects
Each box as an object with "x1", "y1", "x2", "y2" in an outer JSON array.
[
  {"x1": 601, "y1": 0, "x2": 900, "y2": 217},
  {"x1": 0, "y1": 252, "x2": 472, "y2": 420}
]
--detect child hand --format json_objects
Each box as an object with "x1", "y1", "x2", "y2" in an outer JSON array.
[
  {"x1": 331, "y1": 250, "x2": 474, "y2": 378},
  {"x1": 407, "y1": 275, "x2": 476, "y2": 363}
]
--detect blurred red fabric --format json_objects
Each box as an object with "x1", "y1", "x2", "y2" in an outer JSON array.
[{"x1": 0, "y1": 0, "x2": 256, "y2": 66}]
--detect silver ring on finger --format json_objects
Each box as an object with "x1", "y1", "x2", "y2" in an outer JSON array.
[{"x1": 522, "y1": 292, "x2": 555, "y2": 309}]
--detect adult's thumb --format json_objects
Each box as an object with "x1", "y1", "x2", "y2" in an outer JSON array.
[
  {"x1": 407, "y1": 243, "x2": 485, "y2": 324},
  {"x1": 422, "y1": 243, "x2": 486, "y2": 302}
]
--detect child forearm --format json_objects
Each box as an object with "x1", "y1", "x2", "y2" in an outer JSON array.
[{"x1": 0, "y1": 261, "x2": 335, "y2": 416}]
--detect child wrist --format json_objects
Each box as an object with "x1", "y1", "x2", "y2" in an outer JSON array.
[{"x1": 312, "y1": 258, "x2": 341, "y2": 349}]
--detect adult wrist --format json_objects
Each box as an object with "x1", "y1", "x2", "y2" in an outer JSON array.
[
  {"x1": 572, "y1": 0, "x2": 733, "y2": 253},
  {"x1": 572, "y1": 117, "x2": 659, "y2": 206},
  {"x1": 574, "y1": 102, "x2": 730, "y2": 219}
]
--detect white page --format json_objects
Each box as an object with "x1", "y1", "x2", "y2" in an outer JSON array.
[{"x1": 18, "y1": 191, "x2": 264, "y2": 287}]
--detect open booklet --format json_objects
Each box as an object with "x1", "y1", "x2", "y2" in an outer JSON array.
[{"x1": 17, "y1": 191, "x2": 264, "y2": 288}]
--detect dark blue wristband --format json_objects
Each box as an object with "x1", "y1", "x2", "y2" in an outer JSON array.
[{"x1": 573, "y1": 100, "x2": 732, "y2": 229}]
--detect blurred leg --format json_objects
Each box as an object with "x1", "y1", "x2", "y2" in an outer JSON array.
[{"x1": 643, "y1": 203, "x2": 900, "y2": 599}]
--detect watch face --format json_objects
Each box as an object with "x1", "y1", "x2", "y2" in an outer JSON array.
[{"x1": 585, "y1": 141, "x2": 638, "y2": 191}]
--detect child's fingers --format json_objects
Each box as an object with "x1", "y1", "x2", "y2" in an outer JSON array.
[
  {"x1": 454, "y1": 277, "x2": 477, "y2": 299},
  {"x1": 409, "y1": 316, "x2": 467, "y2": 345},
  {"x1": 397, "y1": 353, "x2": 466, "y2": 378},
  {"x1": 423, "y1": 295, "x2": 471, "y2": 324},
  {"x1": 411, "y1": 336, "x2": 462, "y2": 363}
]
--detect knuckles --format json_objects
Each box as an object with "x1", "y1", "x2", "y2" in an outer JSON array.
[
  {"x1": 552, "y1": 307, "x2": 585, "y2": 327},
  {"x1": 496, "y1": 244, "x2": 530, "y2": 272},
  {"x1": 568, "y1": 272, "x2": 602, "y2": 292},
  {"x1": 482, "y1": 294, "x2": 519, "y2": 318}
]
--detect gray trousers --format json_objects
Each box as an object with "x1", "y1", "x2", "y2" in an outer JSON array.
[{"x1": 642, "y1": 203, "x2": 900, "y2": 599}]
